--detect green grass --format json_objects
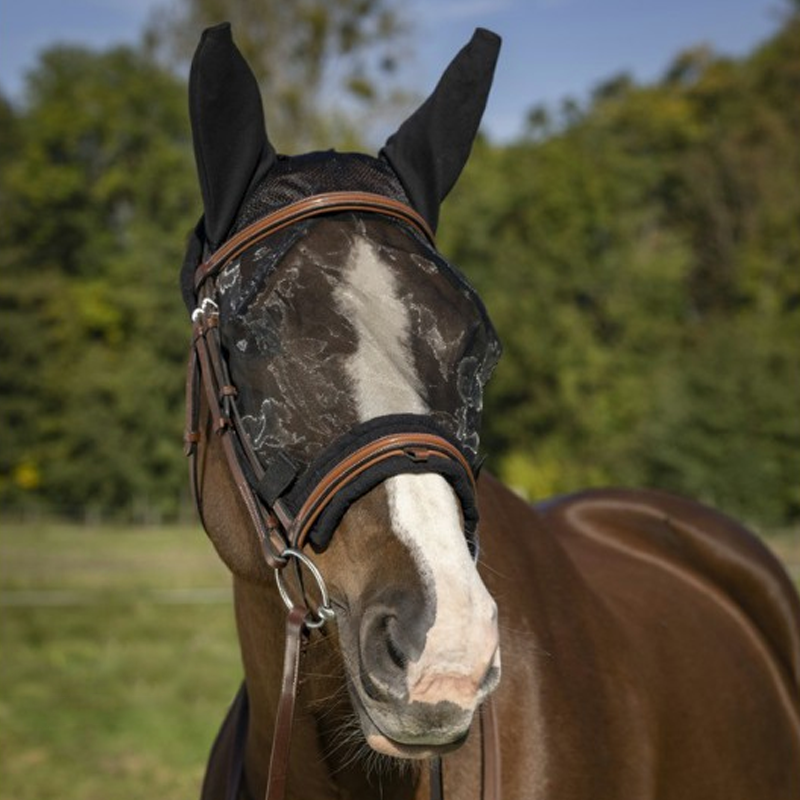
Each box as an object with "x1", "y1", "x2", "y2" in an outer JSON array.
[
  {"x1": 1, "y1": 520, "x2": 797, "y2": 800},
  {"x1": 0, "y1": 521, "x2": 241, "y2": 800}
]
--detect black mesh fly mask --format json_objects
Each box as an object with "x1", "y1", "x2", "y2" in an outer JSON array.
[{"x1": 183, "y1": 153, "x2": 501, "y2": 557}]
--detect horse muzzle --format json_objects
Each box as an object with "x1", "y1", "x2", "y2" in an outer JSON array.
[{"x1": 351, "y1": 587, "x2": 501, "y2": 758}]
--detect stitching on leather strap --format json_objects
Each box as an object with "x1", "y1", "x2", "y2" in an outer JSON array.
[{"x1": 194, "y1": 191, "x2": 435, "y2": 292}]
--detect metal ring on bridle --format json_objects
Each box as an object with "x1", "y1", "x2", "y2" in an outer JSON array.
[
  {"x1": 191, "y1": 297, "x2": 219, "y2": 323},
  {"x1": 274, "y1": 548, "x2": 336, "y2": 629}
]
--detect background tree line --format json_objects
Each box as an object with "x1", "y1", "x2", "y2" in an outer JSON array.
[{"x1": 1, "y1": 2, "x2": 797, "y2": 527}]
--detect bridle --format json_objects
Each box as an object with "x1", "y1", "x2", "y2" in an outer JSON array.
[{"x1": 184, "y1": 191, "x2": 501, "y2": 800}]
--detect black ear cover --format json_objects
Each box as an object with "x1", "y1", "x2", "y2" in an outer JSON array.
[
  {"x1": 381, "y1": 28, "x2": 501, "y2": 232},
  {"x1": 189, "y1": 23, "x2": 276, "y2": 249}
]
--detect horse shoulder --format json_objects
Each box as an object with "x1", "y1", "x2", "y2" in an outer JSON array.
[
  {"x1": 537, "y1": 486, "x2": 800, "y2": 696},
  {"x1": 479, "y1": 480, "x2": 800, "y2": 799}
]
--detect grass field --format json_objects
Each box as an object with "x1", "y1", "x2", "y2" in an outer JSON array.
[
  {"x1": 1, "y1": 520, "x2": 798, "y2": 800},
  {"x1": 0, "y1": 521, "x2": 241, "y2": 800}
]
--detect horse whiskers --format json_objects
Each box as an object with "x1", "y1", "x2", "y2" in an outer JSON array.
[
  {"x1": 475, "y1": 557, "x2": 511, "y2": 581},
  {"x1": 305, "y1": 686, "x2": 352, "y2": 719},
  {"x1": 322, "y1": 712, "x2": 419, "y2": 786},
  {"x1": 362, "y1": 746, "x2": 419, "y2": 783},
  {"x1": 323, "y1": 715, "x2": 405, "y2": 779},
  {"x1": 319, "y1": 712, "x2": 369, "y2": 774},
  {"x1": 299, "y1": 670, "x2": 347, "y2": 681}
]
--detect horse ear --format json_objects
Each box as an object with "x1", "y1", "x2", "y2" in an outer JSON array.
[
  {"x1": 381, "y1": 28, "x2": 501, "y2": 232},
  {"x1": 189, "y1": 23, "x2": 276, "y2": 249}
]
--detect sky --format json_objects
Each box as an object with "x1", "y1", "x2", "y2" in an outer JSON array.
[{"x1": 0, "y1": 0, "x2": 789, "y2": 141}]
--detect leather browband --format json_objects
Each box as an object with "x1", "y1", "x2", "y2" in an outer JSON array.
[{"x1": 194, "y1": 191, "x2": 436, "y2": 293}]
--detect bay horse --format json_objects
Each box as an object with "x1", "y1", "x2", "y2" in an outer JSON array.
[{"x1": 180, "y1": 23, "x2": 800, "y2": 800}]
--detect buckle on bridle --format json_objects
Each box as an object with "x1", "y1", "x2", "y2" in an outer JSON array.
[{"x1": 403, "y1": 446, "x2": 434, "y2": 463}]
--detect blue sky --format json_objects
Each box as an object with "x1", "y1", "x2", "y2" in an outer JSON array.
[{"x1": 0, "y1": 0, "x2": 788, "y2": 140}]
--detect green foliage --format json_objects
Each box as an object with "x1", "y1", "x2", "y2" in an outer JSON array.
[
  {"x1": 441, "y1": 12, "x2": 800, "y2": 525},
  {"x1": 0, "y1": 46, "x2": 197, "y2": 516}
]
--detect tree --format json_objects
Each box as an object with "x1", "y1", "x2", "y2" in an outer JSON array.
[
  {"x1": 145, "y1": 0, "x2": 410, "y2": 151},
  {"x1": 0, "y1": 46, "x2": 197, "y2": 516},
  {"x1": 439, "y1": 8, "x2": 800, "y2": 525},
  {"x1": 2, "y1": 6, "x2": 798, "y2": 527}
]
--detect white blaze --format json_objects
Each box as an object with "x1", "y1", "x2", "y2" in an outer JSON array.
[
  {"x1": 334, "y1": 236, "x2": 499, "y2": 707},
  {"x1": 334, "y1": 236, "x2": 426, "y2": 419}
]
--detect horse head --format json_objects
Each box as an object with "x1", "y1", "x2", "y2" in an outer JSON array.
[{"x1": 183, "y1": 23, "x2": 502, "y2": 761}]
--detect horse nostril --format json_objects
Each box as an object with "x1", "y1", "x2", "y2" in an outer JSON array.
[
  {"x1": 359, "y1": 614, "x2": 406, "y2": 701},
  {"x1": 383, "y1": 616, "x2": 407, "y2": 670},
  {"x1": 359, "y1": 603, "x2": 423, "y2": 701}
]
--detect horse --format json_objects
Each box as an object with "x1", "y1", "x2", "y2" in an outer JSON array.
[{"x1": 180, "y1": 23, "x2": 800, "y2": 800}]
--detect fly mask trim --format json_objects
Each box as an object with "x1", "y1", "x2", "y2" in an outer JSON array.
[{"x1": 277, "y1": 418, "x2": 479, "y2": 554}]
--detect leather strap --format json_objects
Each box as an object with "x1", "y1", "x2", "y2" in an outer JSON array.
[
  {"x1": 188, "y1": 307, "x2": 287, "y2": 569},
  {"x1": 265, "y1": 606, "x2": 309, "y2": 800},
  {"x1": 427, "y1": 699, "x2": 501, "y2": 800},
  {"x1": 288, "y1": 433, "x2": 477, "y2": 550},
  {"x1": 194, "y1": 191, "x2": 436, "y2": 293},
  {"x1": 430, "y1": 757, "x2": 444, "y2": 800}
]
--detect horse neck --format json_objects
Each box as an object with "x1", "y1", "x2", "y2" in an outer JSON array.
[{"x1": 231, "y1": 576, "x2": 422, "y2": 800}]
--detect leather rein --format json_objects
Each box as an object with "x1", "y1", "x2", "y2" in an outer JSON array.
[{"x1": 184, "y1": 191, "x2": 501, "y2": 800}]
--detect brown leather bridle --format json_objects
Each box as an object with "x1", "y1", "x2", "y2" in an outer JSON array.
[{"x1": 184, "y1": 191, "x2": 501, "y2": 800}]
